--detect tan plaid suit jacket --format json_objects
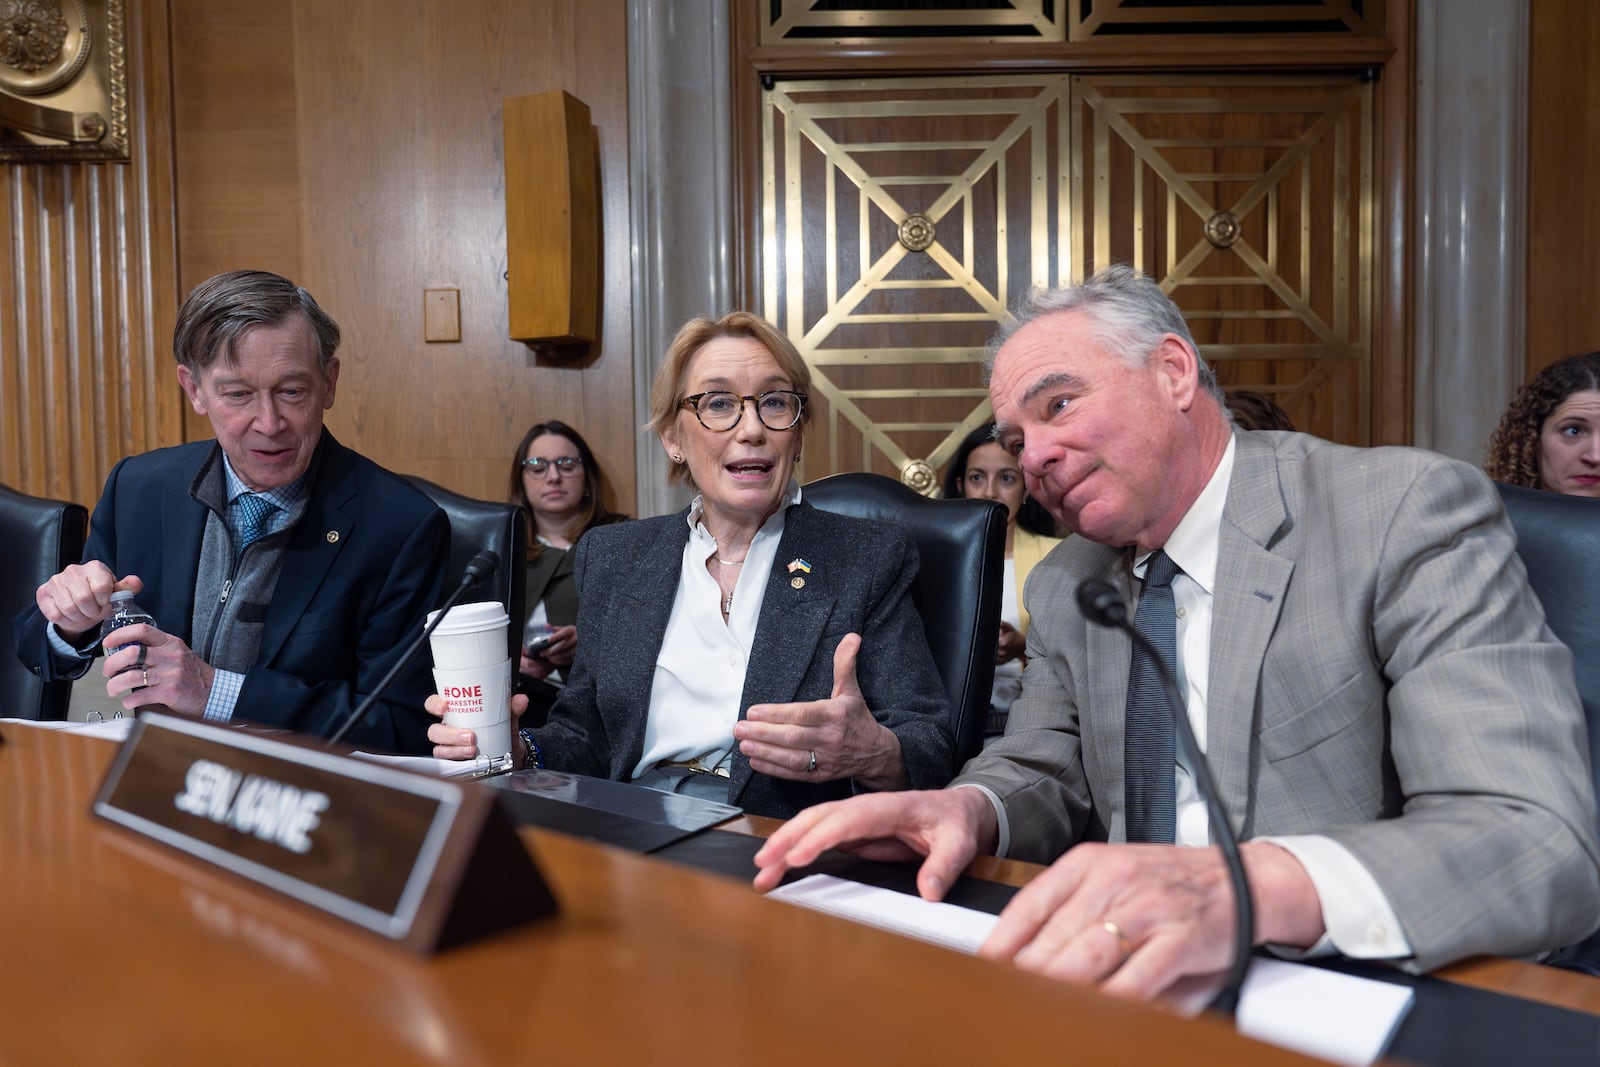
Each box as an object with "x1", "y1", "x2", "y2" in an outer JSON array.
[{"x1": 955, "y1": 430, "x2": 1600, "y2": 969}]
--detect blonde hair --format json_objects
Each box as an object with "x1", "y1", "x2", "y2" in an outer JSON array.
[{"x1": 645, "y1": 312, "x2": 813, "y2": 487}]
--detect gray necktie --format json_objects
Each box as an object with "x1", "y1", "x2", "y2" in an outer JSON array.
[
  {"x1": 1124, "y1": 549, "x2": 1180, "y2": 844},
  {"x1": 235, "y1": 492, "x2": 279, "y2": 551}
]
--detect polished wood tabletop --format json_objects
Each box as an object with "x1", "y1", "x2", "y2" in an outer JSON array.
[{"x1": 2, "y1": 724, "x2": 1595, "y2": 1066}]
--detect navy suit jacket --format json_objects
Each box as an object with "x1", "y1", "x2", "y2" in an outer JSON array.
[
  {"x1": 13, "y1": 432, "x2": 448, "y2": 752},
  {"x1": 534, "y1": 501, "x2": 955, "y2": 818}
]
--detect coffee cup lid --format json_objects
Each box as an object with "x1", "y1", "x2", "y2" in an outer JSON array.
[{"x1": 426, "y1": 601, "x2": 509, "y2": 636}]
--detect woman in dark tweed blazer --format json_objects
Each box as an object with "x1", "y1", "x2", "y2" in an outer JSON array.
[{"x1": 429, "y1": 312, "x2": 954, "y2": 818}]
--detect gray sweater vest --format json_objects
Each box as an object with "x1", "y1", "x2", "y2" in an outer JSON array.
[{"x1": 187, "y1": 450, "x2": 308, "y2": 674}]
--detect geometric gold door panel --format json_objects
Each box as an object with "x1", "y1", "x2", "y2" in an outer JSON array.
[
  {"x1": 760, "y1": 72, "x2": 1376, "y2": 491},
  {"x1": 761, "y1": 76, "x2": 1070, "y2": 492},
  {"x1": 1072, "y1": 75, "x2": 1374, "y2": 444}
]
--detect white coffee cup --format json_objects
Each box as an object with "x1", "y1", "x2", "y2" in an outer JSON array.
[
  {"x1": 427, "y1": 601, "x2": 510, "y2": 670},
  {"x1": 432, "y1": 660, "x2": 514, "y2": 759}
]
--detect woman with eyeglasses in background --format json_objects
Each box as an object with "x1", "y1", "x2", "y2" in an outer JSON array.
[
  {"x1": 430, "y1": 312, "x2": 954, "y2": 817},
  {"x1": 508, "y1": 421, "x2": 628, "y2": 714}
]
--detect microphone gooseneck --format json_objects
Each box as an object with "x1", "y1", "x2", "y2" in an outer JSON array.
[
  {"x1": 324, "y1": 550, "x2": 501, "y2": 749},
  {"x1": 1076, "y1": 576, "x2": 1256, "y2": 1019}
]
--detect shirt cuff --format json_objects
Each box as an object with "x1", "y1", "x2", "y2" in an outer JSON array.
[
  {"x1": 954, "y1": 782, "x2": 1011, "y2": 857},
  {"x1": 203, "y1": 669, "x2": 245, "y2": 723},
  {"x1": 45, "y1": 623, "x2": 96, "y2": 679},
  {"x1": 1261, "y1": 834, "x2": 1414, "y2": 961}
]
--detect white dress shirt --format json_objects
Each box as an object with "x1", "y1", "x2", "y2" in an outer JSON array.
[{"x1": 630, "y1": 481, "x2": 799, "y2": 779}]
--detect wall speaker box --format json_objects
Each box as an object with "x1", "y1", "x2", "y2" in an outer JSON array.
[{"x1": 503, "y1": 90, "x2": 599, "y2": 344}]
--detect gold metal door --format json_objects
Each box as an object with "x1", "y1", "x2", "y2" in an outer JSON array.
[{"x1": 760, "y1": 71, "x2": 1374, "y2": 490}]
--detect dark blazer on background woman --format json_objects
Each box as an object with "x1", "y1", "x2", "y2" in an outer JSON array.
[{"x1": 523, "y1": 546, "x2": 579, "y2": 628}]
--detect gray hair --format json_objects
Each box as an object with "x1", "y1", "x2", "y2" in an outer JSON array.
[
  {"x1": 985, "y1": 264, "x2": 1225, "y2": 405},
  {"x1": 173, "y1": 270, "x2": 341, "y2": 374}
]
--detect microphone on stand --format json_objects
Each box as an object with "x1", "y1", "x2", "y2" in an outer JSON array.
[
  {"x1": 1076, "y1": 577, "x2": 1255, "y2": 1019},
  {"x1": 325, "y1": 550, "x2": 500, "y2": 749}
]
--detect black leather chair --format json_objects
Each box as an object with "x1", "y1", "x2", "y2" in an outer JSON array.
[
  {"x1": 405, "y1": 477, "x2": 529, "y2": 665},
  {"x1": 804, "y1": 472, "x2": 1007, "y2": 767},
  {"x1": 1496, "y1": 482, "x2": 1600, "y2": 975},
  {"x1": 0, "y1": 483, "x2": 89, "y2": 720}
]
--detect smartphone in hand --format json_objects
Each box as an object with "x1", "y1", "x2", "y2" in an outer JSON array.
[{"x1": 524, "y1": 630, "x2": 557, "y2": 659}]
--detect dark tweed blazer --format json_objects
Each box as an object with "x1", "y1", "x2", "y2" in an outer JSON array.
[{"x1": 532, "y1": 501, "x2": 955, "y2": 818}]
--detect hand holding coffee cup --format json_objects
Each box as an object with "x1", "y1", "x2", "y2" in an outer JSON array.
[
  {"x1": 426, "y1": 601, "x2": 514, "y2": 760},
  {"x1": 425, "y1": 690, "x2": 531, "y2": 761}
]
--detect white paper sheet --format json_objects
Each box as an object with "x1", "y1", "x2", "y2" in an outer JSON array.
[
  {"x1": 769, "y1": 874, "x2": 1413, "y2": 1066},
  {"x1": 0, "y1": 715, "x2": 136, "y2": 742}
]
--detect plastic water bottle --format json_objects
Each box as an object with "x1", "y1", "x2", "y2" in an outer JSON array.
[{"x1": 100, "y1": 590, "x2": 156, "y2": 655}]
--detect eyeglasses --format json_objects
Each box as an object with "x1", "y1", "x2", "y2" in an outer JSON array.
[
  {"x1": 521, "y1": 456, "x2": 583, "y2": 476},
  {"x1": 678, "y1": 390, "x2": 807, "y2": 432}
]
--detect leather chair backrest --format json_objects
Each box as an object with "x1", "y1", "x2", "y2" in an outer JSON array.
[
  {"x1": 804, "y1": 472, "x2": 1007, "y2": 766},
  {"x1": 0, "y1": 483, "x2": 88, "y2": 720},
  {"x1": 1497, "y1": 483, "x2": 1600, "y2": 976},
  {"x1": 404, "y1": 477, "x2": 529, "y2": 664},
  {"x1": 1495, "y1": 483, "x2": 1600, "y2": 799}
]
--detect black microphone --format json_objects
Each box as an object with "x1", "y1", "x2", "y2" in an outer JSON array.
[
  {"x1": 325, "y1": 550, "x2": 500, "y2": 749},
  {"x1": 1076, "y1": 577, "x2": 1256, "y2": 1019}
]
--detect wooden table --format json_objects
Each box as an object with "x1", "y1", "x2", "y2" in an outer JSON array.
[{"x1": 1, "y1": 725, "x2": 1595, "y2": 1066}]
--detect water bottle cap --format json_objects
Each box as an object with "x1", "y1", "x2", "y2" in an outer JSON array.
[{"x1": 110, "y1": 589, "x2": 136, "y2": 603}]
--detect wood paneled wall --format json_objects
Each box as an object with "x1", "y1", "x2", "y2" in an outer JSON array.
[
  {"x1": 168, "y1": 0, "x2": 636, "y2": 508},
  {"x1": 1527, "y1": 0, "x2": 1600, "y2": 376},
  {"x1": 0, "y1": 0, "x2": 182, "y2": 506}
]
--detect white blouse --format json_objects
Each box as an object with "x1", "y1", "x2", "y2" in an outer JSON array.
[{"x1": 629, "y1": 481, "x2": 800, "y2": 779}]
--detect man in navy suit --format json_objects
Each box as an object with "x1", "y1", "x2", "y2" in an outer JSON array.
[{"x1": 14, "y1": 270, "x2": 448, "y2": 751}]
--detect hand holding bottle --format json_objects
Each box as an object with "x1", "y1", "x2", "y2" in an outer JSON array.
[{"x1": 34, "y1": 562, "x2": 143, "y2": 643}]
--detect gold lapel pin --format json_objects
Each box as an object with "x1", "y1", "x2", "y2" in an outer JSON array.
[
  {"x1": 326, "y1": 530, "x2": 340, "y2": 544},
  {"x1": 791, "y1": 576, "x2": 805, "y2": 590}
]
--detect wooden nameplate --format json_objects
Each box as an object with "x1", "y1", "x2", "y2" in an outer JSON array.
[{"x1": 92, "y1": 713, "x2": 556, "y2": 953}]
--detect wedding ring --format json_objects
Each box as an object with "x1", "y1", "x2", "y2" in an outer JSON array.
[
  {"x1": 1100, "y1": 920, "x2": 1133, "y2": 959},
  {"x1": 141, "y1": 667, "x2": 150, "y2": 689},
  {"x1": 807, "y1": 750, "x2": 818, "y2": 774}
]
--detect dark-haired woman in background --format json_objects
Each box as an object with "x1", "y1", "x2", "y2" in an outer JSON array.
[
  {"x1": 942, "y1": 424, "x2": 1062, "y2": 737},
  {"x1": 1485, "y1": 351, "x2": 1600, "y2": 498},
  {"x1": 509, "y1": 421, "x2": 629, "y2": 713}
]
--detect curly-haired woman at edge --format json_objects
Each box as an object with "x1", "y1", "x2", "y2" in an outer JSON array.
[{"x1": 1485, "y1": 352, "x2": 1600, "y2": 498}]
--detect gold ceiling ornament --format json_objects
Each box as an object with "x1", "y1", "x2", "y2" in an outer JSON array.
[
  {"x1": 1204, "y1": 210, "x2": 1242, "y2": 249},
  {"x1": 0, "y1": 0, "x2": 79, "y2": 86},
  {"x1": 899, "y1": 459, "x2": 937, "y2": 494},
  {"x1": 0, "y1": 0, "x2": 127, "y2": 160},
  {"x1": 898, "y1": 213, "x2": 936, "y2": 253}
]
